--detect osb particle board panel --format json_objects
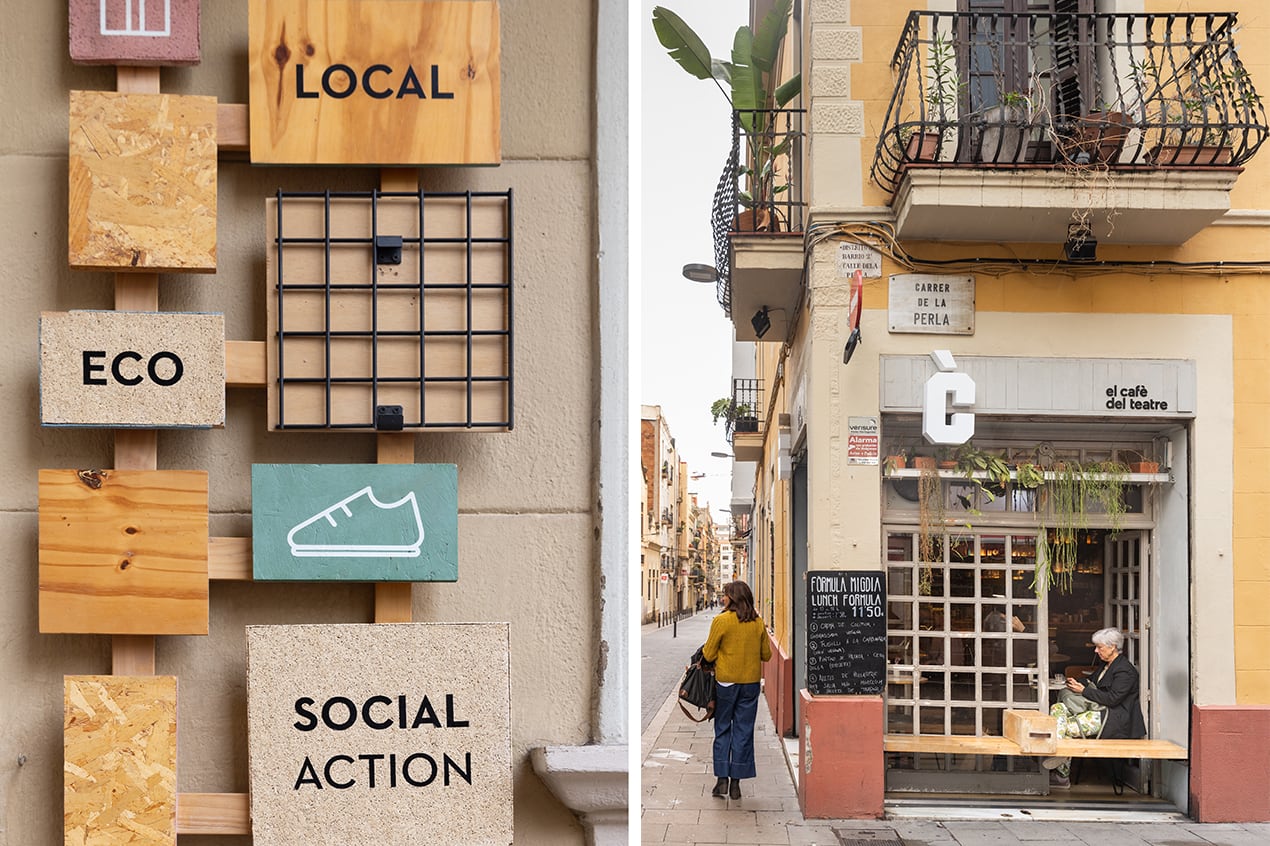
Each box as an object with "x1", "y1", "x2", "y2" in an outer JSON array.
[
  {"x1": 265, "y1": 194, "x2": 512, "y2": 431},
  {"x1": 39, "y1": 469, "x2": 209, "y2": 635},
  {"x1": 40, "y1": 311, "x2": 226, "y2": 428},
  {"x1": 65, "y1": 675, "x2": 177, "y2": 846},
  {"x1": 69, "y1": 0, "x2": 202, "y2": 66},
  {"x1": 247, "y1": 624, "x2": 512, "y2": 846},
  {"x1": 69, "y1": 90, "x2": 217, "y2": 272},
  {"x1": 248, "y1": 0, "x2": 500, "y2": 165}
]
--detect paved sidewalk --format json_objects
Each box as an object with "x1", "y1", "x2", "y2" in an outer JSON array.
[{"x1": 640, "y1": 684, "x2": 1270, "y2": 846}]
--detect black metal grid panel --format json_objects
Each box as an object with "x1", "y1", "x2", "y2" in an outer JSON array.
[
  {"x1": 271, "y1": 188, "x2": 514, "y2": 431},
  {"x1": 725, "y1": 378, "x2": 765, "y2": 442}
]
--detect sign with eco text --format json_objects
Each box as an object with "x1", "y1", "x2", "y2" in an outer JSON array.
[
  {"x1": 40, "y1": 311, "x2": 225, "y2": 428},
  {"x1": 888, "y1": 274, "x2": 975, "y2": 334},
  {"x1": 246, "y1": 623, "x2": 512, "y2": 846},
  {"x1": 806, "y1": 570, "x2": 886, "y2": 695},
  {"x1": 248, "y1": 0, "x2": 501, "y2": 165},
  {"x1": 252, "y1": 464, "x2": 458, "y2": 581}
]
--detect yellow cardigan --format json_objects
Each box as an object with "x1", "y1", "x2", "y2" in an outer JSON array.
[{"x1": 702, "y1": 611, "x2": 772, "y2": 684}]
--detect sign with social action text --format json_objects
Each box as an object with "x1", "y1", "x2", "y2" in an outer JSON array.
[
  {"x1": 252, "y1": 464, "x2": 458, "y2": 581},
  {"x1": 40, "y1": 311, "x2": 225, "y2": 428},
  {"x1": 247, "y1": 623, "x2": 512, "y2": 846},
  {"x1": 248, "y1": 0, "x2": 500, "y2": 164},
  {"x1": 806, "y1": 570, "x2": 886, "y2": 695}
]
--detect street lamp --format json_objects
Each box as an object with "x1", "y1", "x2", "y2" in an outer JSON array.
[
  {"x1": 711, "y1": 451, "x2": 733, "y2": 459},
  {"x1": 682, "y1": 263, "x2": 719, "y2": 284}
]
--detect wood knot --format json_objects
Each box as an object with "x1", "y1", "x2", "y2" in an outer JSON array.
[
  {"x1": 119, "y1": 559, "x2": 132, "y2": 571},
  {"x1": 76, "y1": 469, "x2": 105, "y2": 489}
]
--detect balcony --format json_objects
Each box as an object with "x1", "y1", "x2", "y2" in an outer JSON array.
[
  {"x1": 726, "y1": 378, "x2": 765, "y2": 463},
  {"x1": 871, "y1": 10, "x2": 1267, "y2": 245},
  {"x1": 712, "y1": 109, "x2": 805, "y2": 341}
]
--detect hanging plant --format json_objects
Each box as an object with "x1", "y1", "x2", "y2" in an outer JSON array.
[
  {"x1": 917, "y1": 466, "x2": 944, "y2": 595},
  {"x1": 1085, "y1": 460, "x2": 1130, "y2": 533},
  {"x1": 1015, "y1": 462, "x2": 1045, "y2": 490}
]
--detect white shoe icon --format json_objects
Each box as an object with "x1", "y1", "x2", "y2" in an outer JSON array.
[{"x1": 286, "y1": 487, "x2": 424, "y2": 558}]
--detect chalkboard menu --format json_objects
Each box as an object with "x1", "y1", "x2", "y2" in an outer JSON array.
[{"x1": 806, "y1": 570, "x2": 886, "y2": 695}]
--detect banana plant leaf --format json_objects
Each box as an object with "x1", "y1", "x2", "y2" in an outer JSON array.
[{"x1": 651, "y1": 6, "x2": 717, "y2": 82}]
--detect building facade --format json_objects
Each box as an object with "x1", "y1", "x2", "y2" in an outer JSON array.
[{"x1": 712, "y1": 0, "x2": 1270, "y2": 822}]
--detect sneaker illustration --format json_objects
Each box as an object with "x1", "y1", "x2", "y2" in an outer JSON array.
[{"x1": 286, "y1": 486, "x2": 424, "y2": 558}]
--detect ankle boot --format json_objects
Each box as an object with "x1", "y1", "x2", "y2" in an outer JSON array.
[
  {"x1": 729, "y1": 778, "x2": 741, "y2": 800},
  {"x1": 711, "y1": 776, "x2": 728, "y2": 798}
]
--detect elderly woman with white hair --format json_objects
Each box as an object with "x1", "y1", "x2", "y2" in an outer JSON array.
[{"x1": 1047, "y1": 626, "x2": 1147, "y2": 789}]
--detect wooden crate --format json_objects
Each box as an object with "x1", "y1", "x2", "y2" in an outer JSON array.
[
  {"x1": 68, "y1": 90, "x2": 217, "y2": 272},
  {"x1": 39, "y1": 469, "x2": 209, "y2": 635},
  {"x1": 1004, "y1": 709, "x2": 1058, "y2": 754},
  {"x1": 248, "y1": 0, "x2": 500, "y2": 165},
  {"x1": 265, "y1": 193, "x2": 512, "y2": 431},
  {"x1": 65, "y1": 675, "x2": 178, "y2": 846}
]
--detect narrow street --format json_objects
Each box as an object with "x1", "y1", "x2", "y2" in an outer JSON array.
[{"x1": 640, "y1": 612, "x2": 714, "y2": 731}]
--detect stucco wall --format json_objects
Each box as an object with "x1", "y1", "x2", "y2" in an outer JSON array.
[{"x1": 0, "y1": 2, "x2": 602, "y2": 843}]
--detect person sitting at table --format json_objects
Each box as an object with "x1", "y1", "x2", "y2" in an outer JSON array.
[{"x1": 1044, "y1": 626, "x2": 1146, "y2": 789}]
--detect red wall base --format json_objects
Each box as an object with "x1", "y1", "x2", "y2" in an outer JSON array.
[
  {"x1": 763, "y1": 634, "x2": 795, "y2": 738},
  {"x1": 797, "y1": 692, "x2": 884, "y2": 819},
  {"x1": 1191, "y1": 704, "x2": 1270, "y2": 822}
]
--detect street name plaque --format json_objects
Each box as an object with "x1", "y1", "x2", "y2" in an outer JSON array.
[{"x1": 246, "y1": 623, "x2": 512, "y2": 846}]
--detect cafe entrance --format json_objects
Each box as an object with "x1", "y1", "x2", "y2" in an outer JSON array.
[{"x1": 879, "y1": 436, "x2": 1169, "y2": 796}]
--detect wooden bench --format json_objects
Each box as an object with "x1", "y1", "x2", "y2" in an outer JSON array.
[{"x1": 883, "y1": 734, "x2": 1187, "y2": 759}]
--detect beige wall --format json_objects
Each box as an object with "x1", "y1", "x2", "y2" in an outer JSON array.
[{"x1": 0, "y1": 2, "x2": 604, "y2": 843}]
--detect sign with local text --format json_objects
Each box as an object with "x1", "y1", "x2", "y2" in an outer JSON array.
[
  {"x1": 252, "y1": 464, "x2": 458, "y2": 581},
  {"x1": 888, "y1": 274, "x2": 975, "y2": 334},
  {"x1": 248, "y1": 0, "x2": 500, "y2": 165},
  {"x1": 40, "y1": 311, "x2": 225, "y2": 428},
  {"x1": 247, "y1": 623, "x2": 512, "y2": 846}
]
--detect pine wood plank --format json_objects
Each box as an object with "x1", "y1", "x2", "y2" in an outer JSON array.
[
  {"x1": 176, "y1": 793, "x2": 251, "y2": 835},
  {"x1": 65, "y1": 675, "x2": 177, "y2": 845},
  {"x1": 116, "y1": 66, "x2": 162, "y2": 94},
  {"x1": 209, "y1": 537, "x2": 252, "y2": 580},
  {"x1": 217, "y1": 103, "x2": 249, "y2": 152},
  {"x1": 115, "y1": 273, "x2": 159, "y2": 310},
  {"x1": 248, "y1": 0, "x2": 500, "y2": 165},
  {"x1": 115, "y1": 430, "x2": 159, "y2": 470},
  {"x1": 374, "y1": 583, "x2": 414, "y2": 623},
  {"x1": 1055, "y1": 738, "x2": 1188, "y2": 759},
  {"x1": 226, "y1": 340, "x2": 267, "y2": 387},
  {"x1": 1003, "y1": 709, "x2": 1057, "y2": 754},
  {"x1": 883, "y1": 734, "x2": 1189, "y2": 759},
  {"x1": 39, "y1": 469, "x2": 209, "y2": 635}
]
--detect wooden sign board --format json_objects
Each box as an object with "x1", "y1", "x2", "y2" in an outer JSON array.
[
  {"x1": 252, "y1": 464, "x2": 458, "y2": 581},
  {"x1": 40, "y1": 311, "x2": 225, "y2": 428},
  {"x1": 248, "y1": 0, "x2": 500, "y2": 165},
  {"x1": 65, "y1": 675, "x2": 178, "y2": 846},
  {"x1": 39, "y1": 469, "x2": 209, "y2": 635},
  {"x1": 806, "y1": 570, "x2": 887, "y2": 695},
  {"x1": 265, "y1": 193, "x2": 512, "y2": 431},
  {"x1": 69, "y1": 0, "x2": 202, "y2": 66},
  {"x1": 69, "y1": 91, "x2": 218, "y2": 272},
  {"x1": 247, "y1": 623, "x2": 512, "y2": 846}
]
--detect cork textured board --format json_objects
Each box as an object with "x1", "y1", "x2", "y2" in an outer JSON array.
[
  {"x1": 265, "y1": 193, "x2": 512, "y2": 431},
  {"x1": 39, "y1": 469, "x2": 209, "y2": 635},
  {"x1": 248, "y1": 0, "x2": 500, "y2": 165},
  {"x1": 247, "y1": 623, "x2": 512, "y2": 846},
  {"x1": 252, "y1": 464, "x2": 458, "y2": 581},
  {"x1": 69, "y1": 90, "x2": 217, "y2": 271},
  {"x1": 69, "y1": 0, "x2": 202, "y2": 66},
  {"x1": 40, "y1": 310, "x2": 226, "y2": 428},
  {"x1": 64, "y1": 675, "x2": 178, "y2": 846}
]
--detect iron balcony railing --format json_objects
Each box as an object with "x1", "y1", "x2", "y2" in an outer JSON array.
[
  {"x1": 725, "y1": 378, "x2": 765, "y2": 443},
  {"x1": 871, "y1": 10, "x2": 1267, "y2": 194},
  {"x1": 711, "y1": 108, "x2": 806, "y2": 317}
]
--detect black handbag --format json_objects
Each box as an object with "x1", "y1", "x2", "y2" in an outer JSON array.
[{"x1": 678, "y1": 646, "x2": 716, "y2": 722}]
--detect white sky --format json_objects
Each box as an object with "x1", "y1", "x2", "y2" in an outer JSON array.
[{"x1": 639, "y1": 0, "x2": 746, "y2": 523}]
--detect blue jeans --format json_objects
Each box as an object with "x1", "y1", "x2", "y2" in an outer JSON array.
[{"x1": 713, "y1": 681, "x2": 760, "y2": 779}]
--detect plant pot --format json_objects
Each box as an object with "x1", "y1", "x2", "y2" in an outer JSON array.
[
  {"x1": 1062, "y1": 111, "x2": 1130, "y2": 164},
  {"x1": 938, "y1": 460, "x2": 957, "y2": 470},
  {"x1": 885, "y1": 455, "x2": 907, "y2": 472},
  {"x1": 733, "y1": 415, "x2": 759, "y2": 433},
  {"x1": 1148, "y1": 144, "x2": 1232, "y2": 166},
  {"x1": 912, "y1": 456, "x2": 937, "y2": 470},
  {"x1": 904, "y1": 131, "x2": 941, "y2": 162},
  {"x1": 1128, "y1": 461, "x2": 1159, "y2": 474},
  {"x1": 978, "y1": 104, "x2": 1031, "y2": 164},
  {"x1": 734, "y1": 207, "x2": 779, "y2": 234}
]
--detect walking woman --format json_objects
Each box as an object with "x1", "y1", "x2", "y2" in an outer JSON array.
[{"x1": 702, "y1": 580, "x2": 772, "y2": 800}]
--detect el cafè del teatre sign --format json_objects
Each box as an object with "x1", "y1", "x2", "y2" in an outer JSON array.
[{"x1": 248, "y1": 0, "x2": 501, "y2": 165}]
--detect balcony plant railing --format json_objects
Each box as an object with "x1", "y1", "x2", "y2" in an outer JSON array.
[
  {"x1": 710, "y1": 108, "x2": 806, "y2": 316},
  {"x1": 871, "y1": 10, "x2": 1267, "y2": 194},
  {"x1": 725, "y1": 378, "x2": 765, "y2": 443}
]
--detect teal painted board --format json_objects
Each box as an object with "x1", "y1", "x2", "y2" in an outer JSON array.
[{"x1": 252, "y1": 464, "x2": 457, "y2": 581}]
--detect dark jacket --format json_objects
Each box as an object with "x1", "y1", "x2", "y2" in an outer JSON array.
[{"x1": 1081, "y1": 653, "x2": 1147, "y2": 739}]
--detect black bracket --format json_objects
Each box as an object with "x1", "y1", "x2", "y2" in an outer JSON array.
[
  {"x1": 374, "y1": 405, "x2": 405, "y2": 431},
  {"x1": 375, "y1": 235, "x2": 403, "y2": 266}
]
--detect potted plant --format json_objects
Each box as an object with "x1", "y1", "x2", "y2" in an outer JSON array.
[
  {"x1": 653, "y1": 1, "x2": 802, "y2": 231},
  {"x1": 903, "y1": 32, "x2": 960, "y2": 163},
  {"x1": 978, "y1": 89, "x2": 1035, "y2": 163},
  {"x1": 709, "y1": 397, "x2": 757, "y2": 433},
  {"x1": 1058, "y1": 105, "x2": 1131, "y2": 165}
]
